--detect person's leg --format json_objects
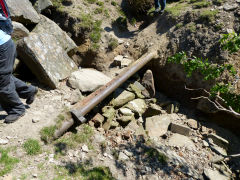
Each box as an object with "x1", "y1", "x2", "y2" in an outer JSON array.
[
  {"x1": 0, "y1": 74, "x2": 25, "y2": 116},
  {"x1": 0, "y1": 39, "x2": 25, "y2": 123},
  {"x1": 154, "y1": 0, "x2": 160, "y2": 9},
  {"x1": 160, "y1": 0, "x2": 166, "y2": 11},
  {"x1": 12, "y1": 75, "x2": 36, "y2": 99}
]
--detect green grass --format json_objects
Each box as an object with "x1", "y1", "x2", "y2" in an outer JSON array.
[
  {"x1": 192, "y1": 0, "x2": 212, "y2": 8},
  {"x1": 111, "y1": 1, "x2": 117, "y2": 6},
  {"x1": 55, "y1": 124, "x2": 94, "y2": 154},
  {"x1": 176, "y1": 22, "x2": 184, "y2": 29},
  {"x1": 94, "y1": 7, "x2": 104, "y2": 14},
  {"x1": 187, "y1": 22, "x2": 196, "y2": 32},
  {"x1": 0, "y1": 148, "x2": 19, "y2": 176},
  {"x1": 40, "y1": 125, "x2": 57, "y2": 143},
  {"x1": 85, "y1": 0, "x2": 97, "y2": 4},
  {"x1": 96, "y1": 1, "x2": 104, "y2": 6},
  {"x1": 200, "y1": 9, "x2": 219, "y2": 22},
  {"x1": 54, "y1": 165, "x2": 115, "y2": 180},
  {"x1": 145, "y1": 148, "x2": 168, "y2": 164},
  {"x1": 108, "y1": 38, "x2": 119, "y2": 50},
  {"x1": 23, "y1": 139, "x2": 41, "y2": 155},
  {"x1": 165, "y1": 3, "x2": 188, "y2": 18}
]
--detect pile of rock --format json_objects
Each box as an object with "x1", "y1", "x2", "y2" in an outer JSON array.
[{"x1": 81, "y1": 69, "x2": 236, "y2": 179}]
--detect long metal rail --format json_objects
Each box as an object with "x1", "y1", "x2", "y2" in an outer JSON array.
[{"x1": 54, "y1": 51, "x2": 158, "y2": 138}]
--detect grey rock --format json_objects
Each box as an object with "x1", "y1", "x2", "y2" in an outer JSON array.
[
  {"x1": 30, "y1": 0, "x2": 53, "y2": 13},
  {"x1": 166, "y1": 104, "x2": 174, "y2": 114},
  {"x1": 170, "y1": 123, "x2": 192, "y2": 136},
  {"x1": 118, "y1": 152, "x2": 129, "y2": 161},
  {"x1": 168, "y1": 133, "x2": 195, "y2": 149},
  {"x1": 204, "y1": 168, "x2": 229, "y2": 180},
  {"x1": 143, "y1": 103, "x2": 163, "y2": 117},
  {"x1": 90, "y1": 113, "x2": 105, "y2": 127},
  {"x1": 208, "y1": 134, "x2": 229, "y2": 150},
  {"x1": 12, "y1": 21, "x2": 29, "y2": 40},
  {"x1": 128, "y1": 83, "x2": 145, "y2": 98},
  {"x1": 68, "y1": 69, "x2": 111, "y2": 92},
  {"x1": 203, "y1": 140, "x2": 209, "y2": 147},
  {"x1": 223, "y1": 3, "x2": 238, "y2": 11},
  {"x1": 187, "y1": 119, "x2": 198, "y2": 129},
  {"x1": 81, "y1": 144, "x2": 89, "y2": 153},
  {"x1": 145, "y1": 115, "x2": 171, "y2": 138},
  {"x1": 6, "y1": 0, "x2": 40, "y2": 24},
  {"x1": 32, "y1": 117, "x2": 40, "y2": 123},
  {"x1": 17, "y1": 33, "x2": 77, "y2": 89},
  {"x1": 33, "y1": 15, "x2": 77, "y2": 55},
  {"x1": 119, "y1": 108, "x2": 134, "y2": 116},
  {"x1": 0, "y1": 139, "x2": 9, "y2": 145},
  {"x1": 125, "y1": 99, "x2": 147, "y2": 115},
  {"x1": 111, "y1": 90, "x2": 135, "y2": 107},
  {"x1": 141, "y1": 70, "x2": 155, "y2": 98},
  {"x1": 117, "y1": 115, "x2": 135, "y2": 123},
  {"x1": 93, "y1": 134, "x2": 106, "y2": 143}
]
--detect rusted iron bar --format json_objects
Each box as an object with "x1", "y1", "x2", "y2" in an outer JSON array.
[{"x1": 54, "y1": 51, "x2": 158, "y2": 138}]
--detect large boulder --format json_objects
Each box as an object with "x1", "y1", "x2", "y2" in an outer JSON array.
[
  {"x1": 32, "y1": 15, "x2": 76, "y2": 56},
  {"x1": 12, "y1": 21, "x2": 29, "y2": 40},
  {"x1": 6, "y1": 0, "x2": 40, "y2": 24},
  {"x1": 68, "y1": 69, "x2": 112, "y2": 92},
  {"x1": 17, "y1": 33, "x2": 77, "y2": 88}
]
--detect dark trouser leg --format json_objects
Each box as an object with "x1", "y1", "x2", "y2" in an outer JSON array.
[
  {"x1": 154, "y1": 0, "x2": 160, "y2": 9},
  {"x1": 160, "y1": 0, "x2": 166, "y2": 10},
  {"x1": 0, "y1": 74, "x2": 25, "y2": 115},
  {"x1": 12, "y1": 75, "x2": 35, "y2": 99}
]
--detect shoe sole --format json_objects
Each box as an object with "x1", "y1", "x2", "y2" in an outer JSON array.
[{"x1": 4, "y1": 112, "x2": 25, "y2": 124}]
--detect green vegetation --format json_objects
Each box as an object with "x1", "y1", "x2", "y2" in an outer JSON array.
[
  {"x1": 191, "y1": 0, "x2": 212, "y2": 8},
  {"x1": 85, "y1": 0, "x2": 97, "y2": 4},
  {"x1": 55, "y1": 124, "x2": 94, "y2": 154},
  {"x1": 0, "y1": 148, "x2": 19, "y2": 176},
  {"x1": 54, "y1": 165, "x2": 115, "y2": 179},
  {"x1": 165, "y1": 3, "x2": 188, "y2": 18},
  {"x1": 145, "y1": 148, "x2": 168, "y2": 164},
  {"x1": 167, "y1": 52, "x2": 236, "y2": 80},
  {"x1": 200, "y1": 9, "x2": 218, "y2": 22},
  {"x1": 40, "y1": 110, "x2": 71, "y2": 143},
  {"x1": 108, "y1": 38, "x2": 119, "y2": 50},
  {"x1": 212, "y1": 0, "x2": 226, "y2": 5},
  {"x1": 176, "y1": 22, "x2": 184, "y2": 29},
  {"x1": 111, "y1": 1, "x2": 117, "y2": 6},
  {"x1": 40, "y1": 125, "x2": 56, "y2": 143},
  {"x1": 89, "y1": 20, "x2": 103, "y2": 51},
  {"x1": 104, "y1": 9, "x2": 110, "y2": 18},
  {"x1": 187, "y1": 22, "x2": 196, "y2": 32},
  {"x1": 220, "y1": 32, "x2": 240, "y2": 53},
  {"x1": 23, "y1": 139, "x2": 41, "y2": 155},
  {"x1": 19, "y1": 174, "x2": 28, "y2": 180},
  {"x1": 167, "y1": 52, "x2": 240, "y2": 113},
  {"x1": 96, "y1": 1, "x2": 104, "y2": 6},
  {"x1": 130, "y1": 18, "x2": 137, "y2": 26},
  {"x1": 94, "y1": 7, "x2": 104, "y2": 14},
  {"x1": 113, "y1": 16, "x2": 128, "y2": 31}
]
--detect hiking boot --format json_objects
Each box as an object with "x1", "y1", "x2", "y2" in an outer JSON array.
[
  {"x1": 160, "y1": 9, "x2": 164, "y2": 14},
  {"x1": 26, "y1": 87, "x2": 38, "y2": 105},
  {"x1": 4, "y1": 113, "x2": 25, "y2": 124}
]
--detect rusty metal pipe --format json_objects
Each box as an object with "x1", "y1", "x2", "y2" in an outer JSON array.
[{"x1": 54, "y1": 51, "x2": 157, "y2": 138}]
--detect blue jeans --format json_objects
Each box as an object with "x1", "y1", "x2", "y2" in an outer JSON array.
[
  {"x1": 154, "y1": 0, "x2": 166, "y2": 10},
  {"x1": 0, "y1": 39, "x2": 35, "y2": 115}
]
